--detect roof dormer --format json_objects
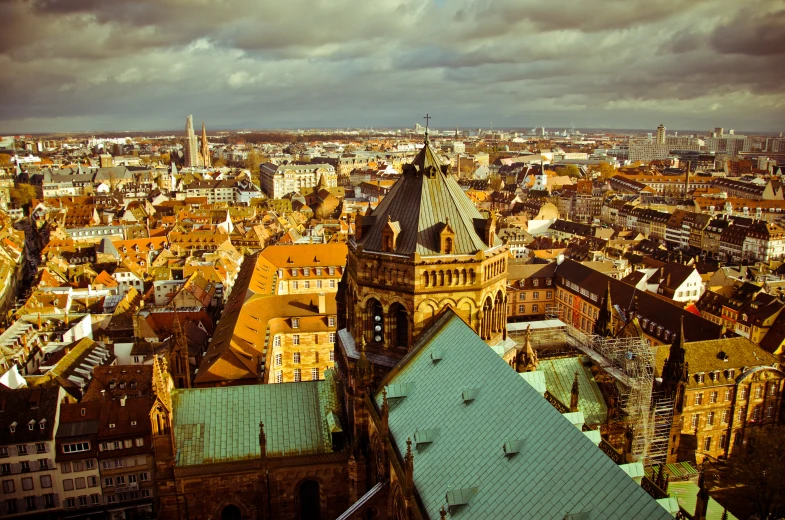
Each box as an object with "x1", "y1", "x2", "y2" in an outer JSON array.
[
  {"x1": 439, "y1": 219, "x2": 456, "y2": 254},
  {"x1": 381, "y1": 216, "x2": 401, "y2": 253}
]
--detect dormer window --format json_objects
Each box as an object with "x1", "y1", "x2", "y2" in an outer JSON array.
[
  {"x1": 9, "y1": 422, "x2": 16, "y2": 433},
  {"x1": 28, "y1": 420, "x2": 35, "y2": 431},
  {"x1": 292, "y1": 318, "x2": 300, "y2": 329},
  {"x1": 382, "y1": 216, "x2": 401, "y2": 253},
  {"x1": 292, "y1": 268, "x2": 298, "y2": 276},
  {"x1": 39, "y1": 419, "x2": 46, "y2": 430},
  {"x1": 696, "y1": 373, "x2": 705, "y2": 383},
  {"x1": 303, "y1": 268, "x2": 310, "y2": 276},
  {"x1": 727, "y1": 369, "x2": 735, "y2": 379}
]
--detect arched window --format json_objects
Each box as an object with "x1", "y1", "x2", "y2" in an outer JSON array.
[
  {"x1": 369, "y1": 299, "x2": 384, "y2": 344},
  {"x1": 221, "y1": 505, "x2": 242, "y2": 520},
  {"x1": 391, "y1": 303, "x2": 408, "y2": 348}
]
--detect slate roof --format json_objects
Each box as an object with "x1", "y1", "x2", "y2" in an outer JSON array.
[
  {"x1": 172, "y1": 370, "x2": 339, "y2": 465},
  {"x1": 358, "y1": 140, "x2": 501, "y2": 256},
  {"x1": 0, "y1": 386, "x2": 61, "y2": 445},
  {"x1": 538, "y1": 356, "x2": 608, "y2": 425},
  {"x1": 375, "y1": 311, "x2": 670, "y2": 519}
]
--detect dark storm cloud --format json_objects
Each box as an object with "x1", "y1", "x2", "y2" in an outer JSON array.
[{"x1": 0, "y1": 0, "x2": 783, "y2": 133}]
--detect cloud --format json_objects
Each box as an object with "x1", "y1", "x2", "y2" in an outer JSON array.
[{"x1": 0, "y1": 0, "x2": 782, "y2": 132}]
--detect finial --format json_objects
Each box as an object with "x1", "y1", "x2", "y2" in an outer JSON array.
[
  {"x1": 406, "y1": 437, "x2": 413, "y2": 458},
  {"x1": 423, "y1": 113, "x2": 431, "y2": 144},
  {"x1": 387, "y1": 214, "x2": 391, "y2": 222}
]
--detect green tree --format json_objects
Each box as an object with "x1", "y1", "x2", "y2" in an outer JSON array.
[
  {"x1": 564, "y1": 164, "x2": 580, "y2": 178},
  {"x1": 245, "y1": 150, "x2": 261, "y2": 171},
  {"x1": 10, "y1": 184, "x2": 37, "y2": 207},
  {"x1": 722, "y1": 425, "x2": 785, "y2": 518}
]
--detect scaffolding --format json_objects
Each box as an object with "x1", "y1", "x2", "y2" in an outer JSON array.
[{"x1": 509, "y1": 316, "x2": 671, "y2": 468}]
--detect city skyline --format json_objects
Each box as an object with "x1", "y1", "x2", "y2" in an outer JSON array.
[{"x1": 1, "y1": 0, "x2": 783, "y2": 133}]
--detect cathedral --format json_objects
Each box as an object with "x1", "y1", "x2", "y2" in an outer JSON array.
[{"x1": 155, "y1": 134, "x2": 670, "y2": 520}]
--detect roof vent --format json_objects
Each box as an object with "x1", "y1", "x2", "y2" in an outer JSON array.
[
  {"x1": 385, "y1": 383, "x2": 411, "y2": 399},
  {"x1": 414, "y1": 428, "x2": 439, "y2": 449},
  {"x1": 430, "y1": 351, "x2": 443, "y2": 363},
  {"x1": 445, "y1": 487, "x2": 478, "y2": 509},
  {"x1": 503, "y1": 438, "x2": 524, "y2": 456},
  {"x1": 462, "y1": 388, "x2": 479, "y2": 403}
]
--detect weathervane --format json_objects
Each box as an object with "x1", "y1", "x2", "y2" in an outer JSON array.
[{"x1": 423, "y1": 113, "x2": 431, "y2": 143}]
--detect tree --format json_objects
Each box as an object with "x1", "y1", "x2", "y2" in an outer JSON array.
[
  {"x1": 597, "y1": 162, "x2": 617, "y2": 180},
  {"x1": 10, "y1": 184, "x2": 37, "y2": 207},
  {"x1": 563, "y1": 164, "x2": 580, "y2": 178},
  {"x1": 0, "y1": 154, "x2": 12, "y2": 167},
  {"x1": 722, "y1": 425, "x2": 785, "y2": 518},
  {"x1": 245, "y1": 150, "x2": 261, "y2": 171}
]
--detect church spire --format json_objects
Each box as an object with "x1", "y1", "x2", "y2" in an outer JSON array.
[
  {"x1": 200, "y1": 122, "x2": 211, "y2": 168},
  {"x1": 594, "y1": 281, "x2": 615, "y2": 337}
]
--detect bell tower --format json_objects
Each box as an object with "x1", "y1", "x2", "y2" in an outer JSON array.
[{"x1": 336, "y1": 120, "x2": 509, "y2": 395}]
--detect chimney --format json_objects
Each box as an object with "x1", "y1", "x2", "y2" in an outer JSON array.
[{"x1": 318, "y1": 293, "x2": 326, "y2": 315}]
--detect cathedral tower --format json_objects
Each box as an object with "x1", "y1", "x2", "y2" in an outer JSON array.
[
  {"x1": 336, "y1": 132, "x2": 509, "y2": 386},
  {"x1": 183, "y1": 115, "x2": 200, "y2": 168},
  {"x1": 200, "y1": 121, "x2": 211, "y2": 168}
]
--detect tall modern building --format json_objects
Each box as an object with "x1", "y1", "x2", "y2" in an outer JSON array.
[
  {"x1": 200, "y1": 122, "x2": 211, "y2": 168},
  {"x1": 656, "y1": 124, "x2": 666, "y2": 144},
  {"x1": 183, "y1": 115, "x2": 200, "y2": 167}
]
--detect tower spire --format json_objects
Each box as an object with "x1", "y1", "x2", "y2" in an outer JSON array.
[{"x1": 423, "y1": 113, "x2": 431, "y2": 144}]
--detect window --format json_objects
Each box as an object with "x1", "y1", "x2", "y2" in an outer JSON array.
[
  {"x1": 113, "y1": 441, "x2": 121, "y2": 450},
  {"x1": 738, "y1": 408, "x2": 746, "y2": 422},
  {"x1": 78, "y1": 496, "x2": 88, "y2": 507},
  {"x1": 329, "y1": 279, "x2": 336, "y2": 289},
  {"x1": 292, "y1": 268, "x2": 298, "y2": 277},
  {"x1": 44, "y1": 494, "x2": 54, "y2": 508},
  {"x1": 328, "y1": 332, "x2": 336, "y2": 343},
  {"x1": 1, "y1": 464, "x2": 9, "y2": 475},
  {"x1": 124, "y1": 439, "x2": 132, "y2": 449},
  {"x1": 114, "y1": 459, "x2": 124, "y2": 468},
  {"x1": 533, "y1": 291, "x2": 540, "y2": 300},
  {"x1": 40, "y1": 475, "x2": 51, "y2": 488},
  {"x1": 104, "y1": 478, "x2": 114, "y2": 487},
  {"x1": 533, "y1": 279, "x2": 539, "y2": 287},
  {"x1": 519, "y1": 305, "x2": 525, "y2": 313},
  {"x1": 691, "y1": 414, "x2": 700, "y2": 429},
  {"x1": 328, "y1": 317, "x2": 336, "y2": 327},
  {"x1": 740, "y1": 387, "x2": 748, "y2": 400},
  {"x1": 0, "y1": 447, "x2": 6, "y2": 458},
  {"x1": 91, "y1": 494, "x2": 100, "y2": 505},
  {"x1": 304, "y1": 281, "x2": 310, "y2": 289},
  {"x1": 63, "y1": 441, "x2": 90, "y2": 454},
  {"x1": 770, "y1": 384, "x2": 778, "y2": 396},
  {"x1": 694, "y1": 393, "x2": 703, "y2": 406},
  {"x1": 293, "y1": 352, "x2": 301, "y2": 364},
  {"x1": 88, "y1": 476, "x2": 98, "y2": 487},
  {"x1": 116, "y1": 476, "x2": 125, "y2": 485},
  {"x1": 61, "y1": 461, "x2": 71, "y2": 473},
  {"x1": 66, "y1": 497, "x2": 76, "y2": 508},
  {"x1": 17, "y1": 445, "x2": 27, "y2": 455},
  {"x1": 722, "y1": 409, "x2": 730, "y2": 423},
  {"x1": 38, "y1": 459, "x2": 48, "y2": 470},
  {"x1": 75, "y1": 477, "x2": 86, "y2": 489},
  {"x1": 317, "y1": 280, "x2": 323, "y2": 289},
  {"x1": 36, "y1": 443, "x2": 46, "y2": 453},
  {"x1": 142, "y1": 489, "x2": 151, "y2": 498},
  {"x1": 709, "y1": 392, "x2": 718, "y2": 404},
  {"x1": 292, "y1": 318, "x2": 300, "y2": 329},
  {"x1": 107, "y1": 495, "x2": 116, "y2": 504},
  {"x1": 276, "y1": 371, "x2": 283, "y2": 383},
  {"x1": 707, "y1": 411, "x2": 715, "y2": 426},
  {"x1": 304, "y1": 268, "x2": 310, "y2": 276},
  {"x1": 312, "y1": 368, "x2": 319, "y2": 380},
  {"x1": 139, "y1": 472, "x2": 149, "y2": 482},
  {"x1": 766, "y1": 402, "x2": 775, "y2": 418},
  {"x1": 102, "y1": 461, "x2": 112, "y2": 470},
  {"x1": 3, "y1": 480, "x2": 15, "y2": 493},
  {"x1": 546, "y1": 291, "x2": 553, "y2": 299},
  {"x1": 755, "y1": 386, "x2": 763, "y2": 399},
  {"x1": 724, "y1": 388, "x2": 732, "y2": 401},
  {"x1": 85, "y1": 459, "x2": 95, "y2": 470},
  {"x1": 329, "y1": 351, "x2": 335, "y2": 362},
  {"x1": 696, "y1": 373, "x2": 705, "y2": 384},
  {"x1": 753, "y1": 406, "x2": 762, "y2": 421},
  {"x1": 293, "y1": 335, "x2": 300, "y2": 346},
  {"x1": 704, "y1": 436, "x2": 712, "y2": 451},
  {"x1": 135, "y1": 438, "x2": 144, "y2": 447},
  {"x1": 292, "y1": 281, "x2": 299, "y2": 290},
  {"x1": 25, "y1": 496, "x2": 36, "y2": 511},
  {"x1": 532, "y1": 304, "x2": 539, "y2": 313},
  {"x1": 273, "y1": 336, "x2": 281, "y2": 347},
  {"x1": 129, "y1": 474, "x2": 137, "y2": 484},
  {"x1": 719, "y1": 433, "x2": 727, "y2": 449},
  {"x1": 294, "y1": 369, "x2": 301, "y2": 382},
  {"x1": 20, "y1": 461, "x2": 29, "y2": 473}
]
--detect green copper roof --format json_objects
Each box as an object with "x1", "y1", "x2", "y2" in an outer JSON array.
[
  {"x1": 376, "y1": 312, "x2": 671, "y2": 519},
  {"x1": 667, "y1": 482, "x2": 736, "y2": 520},
  {"x1": 172, "y1": 370, "x2": 339, "y2": 465},
  {"x1": 539, "y1": 356, "x2": 608, "y2": 425}
]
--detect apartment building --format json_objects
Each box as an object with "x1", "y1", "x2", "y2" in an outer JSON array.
[{"x1": 506, "y1": 262, "x2": 557, "y2": 321}]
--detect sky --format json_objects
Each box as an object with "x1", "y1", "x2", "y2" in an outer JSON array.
[{"x1": 1, "y1": 0, "x2": 783, "y2": 134}]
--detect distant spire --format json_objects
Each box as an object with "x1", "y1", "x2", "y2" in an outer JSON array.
[{"x1": 594, "y1": 281, "x2": 615, "y2": 337}]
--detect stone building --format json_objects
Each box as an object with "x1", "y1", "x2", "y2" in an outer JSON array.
[
  {"x1": 658, "y1": 324, "x2": 784, "y2": 464},
  {"x1": 259, "y1": 163, "x2": 337, "y2": 199}
]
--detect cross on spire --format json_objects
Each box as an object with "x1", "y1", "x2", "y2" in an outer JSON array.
[{"x1": 423, "y1": 113, "x2": 431, "y2": 143}]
